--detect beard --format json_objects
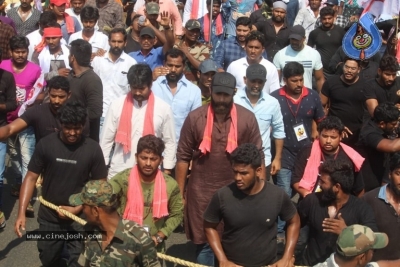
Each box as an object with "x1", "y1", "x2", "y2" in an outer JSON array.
[
  {"x1": 272, "y1": 15, "x2": 283, "y2": 23},
  {"x1": 321, "y1": 186, "x2": 336, "y2": 203},
  {"x1": 166, "y1": 72, "x2": 183, "y2": 83},
  {"x1": 389, "y1": 182, "x2": 400, "y2": 196},
  {"x1": 110, "y1": 47, "x2": 123, "y2": 56},
  {"x1": 211, "y1": 97, "x2": 233, "y2": 114}
]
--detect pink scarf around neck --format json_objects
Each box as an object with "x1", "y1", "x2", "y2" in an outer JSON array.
[
  {"x1": 199, "y1": 104, "x2": 238, "y2": 154},
  {"x1": 299, "y1": 140, "x2": 365, "y2": 192},
  {"x1": 123, "y1": 165, "x2": 169, "y2": 225},
  {"x1": 115, "y1": 92, "x2": 155, "y2": 154}
]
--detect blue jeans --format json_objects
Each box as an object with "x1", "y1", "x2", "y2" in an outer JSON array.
[
  {"x1": 8, "y1": 126, "x2": 36, "y2": 184},
  {"x1": 0, "y1": 141, "x2": 7, "y2": 210},
  {"x1": 274, "y1": 168, "x2": 292, "y2": 233},
  {"x1": 286, "y1": 0, "x2": 299, "y2": 27},
  {"x1": 196, "y1": 243, "x2": 215, "y2": 266}
]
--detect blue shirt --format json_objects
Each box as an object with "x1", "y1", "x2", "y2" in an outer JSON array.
[
  {"x1": 198, "y1": 1, "x2": 231, "y2": 56},
  {"x1": 234, "y1": 89, "x2": 285, "y2": 165},
  {"x1": 60, "y1": 16, "x2": 82, "y2": 43},
  {"x1": 128, "y1": 47, "x2": 164, "y2": 70},
  {"x1": 213, "y1": 37, "x2": 268, "y2": 70},
  {"x1": 270, "y1": 87, "x2": 325, "y2": 169},
  {"x1": 225, "y1": 0, "x2": 263, "y2": 36},
  {"x1": 151, "y1": 75, "x2": 202, "y2": 141}
]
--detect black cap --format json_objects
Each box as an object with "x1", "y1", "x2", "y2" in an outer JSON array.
[
  {"x1": 185, "y1": 19, "x2": 201, "y2": 30},
  {"x1": 140, "y1": 27, "x2": 155, "y2": 38},
  {"x1": 246, "y1": 64, "x2": 267, "y2": 82},
  {"x1": 211, "y1": 72, "x2": 236, "y2": 95},
  {"x1": 289, "y1": 25, "x2": 305, "y2": 40},
  {"x1": 325, "y1": 0, "x2": 338, "y2": 5}
]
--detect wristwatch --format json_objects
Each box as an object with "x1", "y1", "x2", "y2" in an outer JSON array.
[{"x1": 155, "y1": 233, "x2": 164, "y2": 243}]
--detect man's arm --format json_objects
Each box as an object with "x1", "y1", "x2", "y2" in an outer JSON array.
[
  {"x1": 314, "y1": 68, "x2": 325, "y2": 93},
  {"x1": 84, "y1": 76, "x2": 103, "y2": 142},
  {"x1": 14, "y1": 170, "x2": 40, "y2": 237},
  {"x1": 270, "y1": 102, "x2": 285, "y2": 175},
  {"x1": 175, "y1": 115, "x2": 196, "y2": 197},
  {"x1": 273, "y1": 213, "x2": 300, "y2": 267},
  {"x1": 204, "y1": 221, "x2": 240, "y2": 267},
  {"x1": 0, "y1": 118, "x2": 28, "y2": 141},
  {"x1": 366, "y1": 99, "x2": 378, "y2": 118},
  {"x1": 213, "y1": 40, "x2": 225, "y2": 71},
  {"x1": 376, "y1": 138, "x2": 400, "y2": 153},
  {"x1": 320, "y1": 93, "x2": 329, "y2": 115},
  {"x1": 0, "y1": 73, "x2": 17, "y2": 112},
  {"x1": 169, "y1": 1, "x2": 183, "y2": 36},
  {"x1": 160, "y1": 12, "x2": 175, "y2": 55},
  {"x1": 161, "y1": 106, "x2": 177, "y2": 171},
  {"x1": 158, "y1": 183, "x2": 183, "y2": 237}
]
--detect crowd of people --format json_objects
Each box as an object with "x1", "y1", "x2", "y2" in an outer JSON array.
[{"x1": 0, "y1": 0, "x2": 398, "y2": 266}]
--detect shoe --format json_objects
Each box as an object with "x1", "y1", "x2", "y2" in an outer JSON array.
[
  {"x1": 0, "y1": 212, "x2": 6, "y2": 229},
  {"x1": 25, "y1": 203, "x2": 34, "y2": 217}
]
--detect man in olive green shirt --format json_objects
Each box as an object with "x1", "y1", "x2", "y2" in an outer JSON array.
[
  {"x1": 69, "y1": 180, "x2": 160, "y2": 267},
  {"x1": 197, "y1": 59, "x2": 218, "y2": 106},
  {"x1": 109, "y1": 135, "x2": 183, "y2": 251}
]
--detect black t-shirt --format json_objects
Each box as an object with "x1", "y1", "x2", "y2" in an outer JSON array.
[
  {"x1": 0, "y1": 69, "x2": 17, "y2": 127},
  {"x1": 291, "y1": 143, "x2": 364, "y2": 195},
  {"x1": 358, "y1": 119, "x2": 389, "y2": 191},
  {"x1": 124, "y1": 33, "x2": 141, "y2": 54},
  {"x1": 364, "y1": 77, "x2": 400, "y2": 105},
  {"x1": 204, "y1": 182, "x2": 297, "y2": 266},
  {"x1": 20, "y1": 103, "x2": 89, "y2": 143},
  {"x1": 28, "y1": 133, "x2": 107, "y2": 223},
  {"x1": 308, "y1": 26, "x2": 345, "y2": 73},
  {"x1": 322, "y1": 76, "x2": 366, "y2": 146},
  {"x1": 362, "y1": 187, "x2": 400, "y2": 261},
  {"x1": 297, "y1": 193, "x2": 377, "y2": 266}
]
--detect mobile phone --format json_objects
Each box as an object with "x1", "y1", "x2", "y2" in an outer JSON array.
[{"x1": 138, "y1": 16, "x2": 146, "y2": 26}]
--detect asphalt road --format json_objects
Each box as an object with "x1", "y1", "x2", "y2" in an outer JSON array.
[{"x1": 0, "y1": 174, "x2": 196, "y2": 267}]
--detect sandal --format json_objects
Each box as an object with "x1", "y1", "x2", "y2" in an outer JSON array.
[
  {"x1": 0, "y1": 212, "x2": 6, "y2": 229},
  {"x1": 26, "y1": 203, "x2": 34, "y2": 217},
  {"x1": 10, "y1": 184, "x2": 21, "y2": 197}
]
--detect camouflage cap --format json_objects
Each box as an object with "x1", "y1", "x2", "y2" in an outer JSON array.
[
  {"x1": 145, "y1": 2, "x2": 160, "y2": 15},
  {"x1": 69, "y1": 180, "x2": 117, "y2": 207},
  {"x1": 185, "y1": 19, "x2": 201, "y2": 30},
  {"x1": 336, "y1": 224, "x2": 388, "y2": 257}
]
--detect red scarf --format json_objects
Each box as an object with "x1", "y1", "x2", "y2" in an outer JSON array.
[
  {"x1": 115, "y1": 92, "x2": 155, "y2": 154},
  {"x1": 34, "y1": 27, "x2": 63, "y2": 53},
  {"x1": 123, "y1": 165, "x2": 169, "y2": 225},
  {"x1": 203, "y1": 13, "x2": 223, "y2": 42},
  {"x1": 64, "y1": 13, "x2": 75, "y2": 34},
  {"x1": 191, "y1": 0, "x2": 199, "y2": 19},
  {"x1": 299, "y1": 140, "x2": 365, "y2": 192},
  {"x1": 199, "y1": 104, "x2": 238, "y2": 154}
]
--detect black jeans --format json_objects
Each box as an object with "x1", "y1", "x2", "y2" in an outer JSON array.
[{"x1": 37, "y1": 218, "x2": 83, "y2": 267}]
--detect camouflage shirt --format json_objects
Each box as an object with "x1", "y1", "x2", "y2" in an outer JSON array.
[
  {"x1": 174, "y1": 39, "x2": 210, "y2": 83},
  {"x1": 78, "y1": 219, "x2": 161, "y2": 267}
]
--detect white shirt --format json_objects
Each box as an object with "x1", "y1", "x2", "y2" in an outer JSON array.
[
  {"x1": 183, "y1": 0, "x2": 207, "y2": 24},
  {"x1": 273, "y1": 44, "x2": 323, "y2": 89},
  {"x1": 227, "y1": 57, "x2": 280, "y2": 95},
  {"x1": 100, "y1": 95, "x2": 177, "y2": 178},
  {"x1": 91, "y1": 51, "x2": 137, "y2": 117},
  {"x1": 26, "y1": 30, "x2": 67, "y2": 61},
  {"x1": 68, "y1": 30, "x2": 110, "y2": 53}
]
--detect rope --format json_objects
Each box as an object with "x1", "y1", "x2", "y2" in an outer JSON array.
[{"x1": 34, "y1": 178, "x2": 309, "y2": 267}]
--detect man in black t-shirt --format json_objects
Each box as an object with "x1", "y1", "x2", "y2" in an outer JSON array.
[
  {"x1": 204, "y1": 143, "x2": 300, "y2": 267},
  {"x1": 14, "y1": 102, "x2": 107, "y2": 267},
  {"x1": 292, "y1": 116, "x2": 365, "y2": 198},
  {"x1": 297, "y1": 159, "x2": 377, "y2": 266},
  {"x1": 365, "y1": 55, "x2": 400, "y2": 118},
  {"x1": 0, "y1": 76, "x2": 89, "y2": 144},
  {"x1": 308, "y1": 6, "x2": 345, "y2": 78},
  {"x1": 359, "y1": 103, "x2": 400, "y2": 191},
  {"x1": 321, "y1": 57, "x2": 366, "y2": 148}
]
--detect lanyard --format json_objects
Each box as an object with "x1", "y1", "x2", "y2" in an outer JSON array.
[{"x1": 285, "y1": 97, "x2": 302, "y2": 123}]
